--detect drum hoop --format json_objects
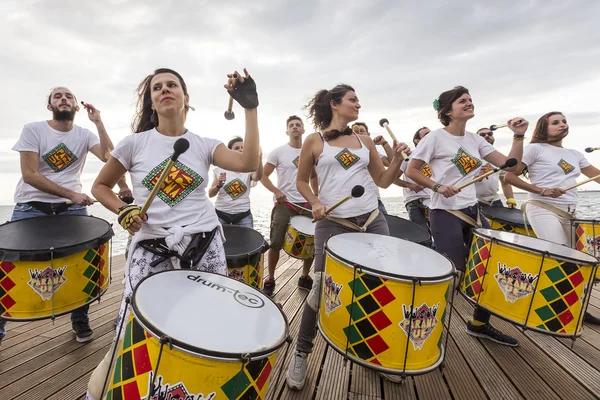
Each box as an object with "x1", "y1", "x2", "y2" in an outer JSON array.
[
  {"x1": 131, "y1": 270, "x2": 290, "y2": 360},
  {"x1": 384, "y1": 214, "x2": 432, "y2": 244},
  {"x1": 0, "y1": 215, "x2": 114, "y2": 262},
  {"x1": 324, "y1": 242, "x2": 455, "y2": 283},
  {"x1": 223, "y1": 226, "x2": 265, "y2": 258},
  {"x1": 573, "y1": 219, "x2": 600, "y2": 224},
  {"x1": 289, "y1": 215, "x2": 315, "y2": 236},
  {"x1": 474, "y1": 229, "x2": 599, "y2": 266}
]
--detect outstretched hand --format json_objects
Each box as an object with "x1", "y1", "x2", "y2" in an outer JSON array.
[{"x1": 224, "y1": 68, "x2": 259, "y2": 109}]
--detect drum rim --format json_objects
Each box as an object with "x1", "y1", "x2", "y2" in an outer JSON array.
[
  {"x1": 131, "y1": 270, "x2": 290, "y2": 360},
  {"x1": 474, "y1": 228, "x2": 599, "y2": 265},
  {"x1": 222, "y1": 225, "x2": 266, "y2": 257},
  {"x1": 480, "y1": 206, "x2": 532, "y2": 228},
  {"x1": 289, "y1": 215, "x2": 315, "y2": 236},
  {"x1": 573, "y1": 219, "x2": 600, "y2": 224},
  {"x1": 325, "y1": 233, "x2": 456, "y2": 282},
  {"x1": 0, "y1": 215, "x2": 114, "y2": 262}
]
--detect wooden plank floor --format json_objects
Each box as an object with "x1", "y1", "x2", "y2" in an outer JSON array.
[{"x1": 1, "y1": 253, "x2": 600, "y2": 399}]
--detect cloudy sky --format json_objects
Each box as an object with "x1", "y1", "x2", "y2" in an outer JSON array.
[{"x1": 1, "y1": 0, "x2": 599, "y2": 204}]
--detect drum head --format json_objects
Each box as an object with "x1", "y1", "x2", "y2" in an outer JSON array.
[
  {"x1": 326, "y1": 232, "x2": 454, "y2": 280},
  {"x1": 480, "y1": 206, "x2": 531, "y2": 227},
  {"x1": 132, "y1": 270, "x2": 288, "y2": 359},
  {"x1": 0, "y1": 215, "x2": 113, "y2": 262},
  {"x1": 475, "y1": 228, "x2": 599, "y2": 265},
  {"x1": 290, "y1": 216, "x2": 315, "y2": 236},
  {"x1": 222, "y1": 225, "x2": 265, "y2": 257},
  {"x1": 384, "y1": 214, "x2": 430, "y2": 245}
]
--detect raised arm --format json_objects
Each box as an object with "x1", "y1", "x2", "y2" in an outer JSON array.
[
  {"x1": 364, "y1": 136, "x2": 407, "y2": 188},
  {"x1": 251, "y1": 148, "x2": 264, "y2": 181}
]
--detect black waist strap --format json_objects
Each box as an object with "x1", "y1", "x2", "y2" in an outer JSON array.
[
  {"x1": 139, "y1": 228, "x2": 219, "y2": 268},
  {"x1": 25, "y1": 201, "x2": 71, "y2": 215},
  {"x1": 216, "y1": 209, "x2": 251, "y2": 224}
]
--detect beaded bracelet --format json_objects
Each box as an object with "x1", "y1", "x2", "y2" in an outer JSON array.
[
  {"x1": 432, "y1": 183, "x2": 442, "y2": 193},
  {"x1": 513, "y1": 135, "x2": 525, "y2": 141}
]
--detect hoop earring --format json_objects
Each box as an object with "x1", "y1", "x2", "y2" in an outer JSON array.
[{"x1": 150, "y1": 109, "x2": 158, "y2": 126}]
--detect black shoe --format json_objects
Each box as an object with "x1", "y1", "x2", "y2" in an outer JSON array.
[
  {"x1": 298, "y1": 275, "x2": 313, "y2": 292},
  {"x1": 263, "y1": 278, "x2": 275, "y2": 297},
  {"x1": 584, "y1": 312, "x2": 600, "y2": 325},
  {"x1": 72, "y1": 320, "x2": 94, "y2": 343},
  {"x1": 466, "y1": 321, "x2": 519, "y2": 347}
]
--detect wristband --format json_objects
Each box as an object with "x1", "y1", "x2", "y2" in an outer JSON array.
[
  {"x1": 380, "y1": 142, "x2": 388, "y2": 146},
  {"x1": 540, "y1": 189, "x2": 546, "y2": 196},
  {"x1": 432, "y1": 183, "x2": 441, "y2": 193},
  {"x1": 506, "y1": 198, "x2": 517, "y2": 205},
  {"x1": 117, "y1": 204, "x2": 142, "y2": 230},
  {"x1": 216, "y1": 183, "x2": 224, "y2": 189},
  {"x1": 513, "y1": 135, "x2": 525, "y2": 141}
]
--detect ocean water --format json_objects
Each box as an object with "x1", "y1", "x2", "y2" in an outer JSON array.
[{"x1": 1, "y1": 192, "x2": 600, "y2": 255}]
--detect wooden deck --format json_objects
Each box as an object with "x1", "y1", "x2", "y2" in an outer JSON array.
[{"x1": 1, "y1": 253, "x2": 600, "y2": 400}]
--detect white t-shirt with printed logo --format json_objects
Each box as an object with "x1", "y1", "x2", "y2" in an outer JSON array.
[
  {"x1": 410, "y1": 128, "x2": 495, "y2": 210},
  {"x1": 12, "y1": 121, "x2": 100, "y2": 203},
  {"x1": 111, "y1": 129, "x2": 222, "y2": 231},
  {"x1": 266, "y1": 144, "x2": 306, "y2": 203},
  {"x1": 213, "y1": 167, "x2": 253, "y2": 214},
  {"x1": 522, "y1": 143, "x2": 591, "y2": 204},
  {"x1": 400, "y1": 159, "x2": 433, "y2": 207}
]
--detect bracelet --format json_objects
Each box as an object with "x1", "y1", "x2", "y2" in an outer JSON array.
[
  {"x1": 380, "y1": 142, "x2": 388, "y2": 146},
  {"x1": 506, "y1": 198, "x2": 517, "y2": 205},
  {"x1": 216, "y1": 183, "x2": 224, "y2": 189},
  {"x1": 432, "y1": 183, "x2": 442, "y2": 193},
  {"x1": 540, "y1": 189, "x2": 546, "y2": 196},
  {"x1": 513, "y1": 135, "x2": 525, "y2": 141}
]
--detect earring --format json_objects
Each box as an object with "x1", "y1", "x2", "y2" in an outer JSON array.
[{"x1": 150, "y1": 109, "x2": 158, "y2": 126}]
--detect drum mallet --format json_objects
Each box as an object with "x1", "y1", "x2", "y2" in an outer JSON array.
[
  {"x1": 489, "y1": 123, "x2": 508, "y2": 131},
  {"x1": 378, "y1": 118, "x2": 409, "y2": 161},
  {"x1": 457, "y1": 158, "x2": 517, "y2": 190},
  {"x1": 140, "y1": 138, "x2": 190, "y2": 217},
  {"x1": 585, "y1": 147, "x2": 600, "y2": 153},
  {"x1": 562, "y1": 174, "x2": 600, "y2": 191},
  {"x1": 312, "y1": 185, "x2": 364, "y2": 222},
  {"x1": 224, "y1": 73, "x2": 239, "y2": 120}
]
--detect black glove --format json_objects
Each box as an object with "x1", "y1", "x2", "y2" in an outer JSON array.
[
  {"x1": 118, "y1": 204, "x2": 142, "y2": 230},
  {"x1": 229, "y1": 75, "x2": 259, "y2": 109}
]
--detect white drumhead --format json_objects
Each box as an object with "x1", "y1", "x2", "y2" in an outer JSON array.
[
  {"x1": 133, "y1": 270, "x2": 288, "y2": 356},
  {"x1": 476, "y1": 229, "x2": 599, "y2": 264},
  {"x1": 326, "y1": 233, "x2": 453, "y2": 279},
  {"x1": 290, "y1": 216, "x2": 315, "y2": 236}
]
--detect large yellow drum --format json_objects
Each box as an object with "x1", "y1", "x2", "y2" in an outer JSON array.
[
  {"x1": 0, "y1": 215, "x2": 113, "y2": 320},
  {"x1": 572, "y1": 219, "x2": 600, "y2": 280},
  {"x1": 318, "y1": 233, "x2": 455, "y2": 375},
  {"x1": 223, "y1": 225, "x2": 268, "y2": 289},
  {"x1": 102, "y1": 270, "x2": 289, "y2": 400},
  {"x1": 480, "y1": 205, "x2": 536, "y2": 237},
  {"x1": 462, "y1": 229, "x2": 598, "y2": 337},
  {"x1": 283, "y1": 216, "x2": 315, "y2": 259}
]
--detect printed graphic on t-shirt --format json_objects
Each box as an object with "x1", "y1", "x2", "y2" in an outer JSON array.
[
  {"x1": 557, "y1": 159, "x2": 575, "y2": 175},
  {"x1": 292, "y1": 155, "x2": 300, "y2": 168},
  {"x1": 224, "y1": 178, "x2": 248, "y2": 200},
  {"x1": 335, "y1": 148, "x2": 360, "y2": 170},
  {"x1": 142, "y1": 158, "x2": 203, "y2": 207},
  {"x1": 451, "y1": 147, "x2": 482, "y2": 176},
  {"x1": 42, "y1": 143, "x2": 78, "y2": 172},
  {"x1": 421, "y1": 163, "x2": 432, "y2": 178}
]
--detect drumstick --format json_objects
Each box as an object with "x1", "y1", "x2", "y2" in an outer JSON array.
[
  {"x1": 312, "y1": 185, "x2": 364, "y2": 222},
  {"x1": 489, "y1": 123, "x2": 508, "y2": 131},
  {"x1": 352, "y1": 125, "x2": 360, "y2": 134},
  {"x1": 585, "y1": 147, "x2": 600, "y2": 153},
  {"x1": 66, "y1": 194, "x2": 134, "y2": 206},
  {"x1": 224, "y1": 73, "x2": 239, "y2": 120},
  {"x1": 562, "y1": 174, "x2": 600, "y2": 191},
  {"x1": 140, "y1": 138, "x2": 190, "y2": 216},
  {"x1": 378, "y1": 118, "x2": 409, "y2": 161},
  {"x1": 457, "y1": 158, "x2": 517, "y2": 190}
]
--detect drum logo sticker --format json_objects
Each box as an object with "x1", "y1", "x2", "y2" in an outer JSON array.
[
  {"x1": 451, "y1": 147, "x2": 482, "y2": 176},
  {"x1": 494, "y1": 262, "x2": 538, "y2": 303},
  {"x1": 334, "y1": 148, "x2": 361, "y2": 170},
  {"x1": 584, "y1": 235, "x2": 600, "y2": 255},
  {"x1": 557, "y1": 159, "x2": 575, "y2": 175},
  {"x1": 293, "y1": 155, "x2": 300, "y2": 168},
  {"x1": 146, "y1": 372, "x2": 216, "y2": 400},
  {"x1": 420, "y1": 163, "x2": 432, "y2": 178},
  {"x1": 142, "y1": 158, "x2": 203, "y2": 207},
  {"x1": 324, "y1": 274, "x2": 343, "y2": 316},
  {"x1": 27, "y1": 266, "x2": 68, "y2": 301},
  {"x1": 399, "y1": 302, "x2": 439, "y2": 350},
  {"x1": 228, "y1": 268, "x2": 245, "y2": 282},
  {"x1": 224, "y1": 178, "x2": 247, "y2": 200},
  {"x1": 42, "y1": 143, "x2": 78, "y2": 172},
  {"x1": 187, "y1": 274, "x2": 265, "y2": 308}
]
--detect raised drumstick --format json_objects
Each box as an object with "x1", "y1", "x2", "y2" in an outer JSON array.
[
  {"x1": 378, "y1": 118, "x2": 409, "y2": 161},
  {"x1": 224, "y1": 73, "x2": 239, "y2": 120}
]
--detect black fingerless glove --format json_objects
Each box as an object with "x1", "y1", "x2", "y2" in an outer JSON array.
[
  {"x1": 118, "y1": 204, "x2": 142, "y2": 230},
  {"x1": 229, "y1": 76, "x2": 259, "y2": 109}
]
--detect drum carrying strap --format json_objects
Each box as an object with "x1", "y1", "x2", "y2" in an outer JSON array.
[
  {"x1": 139, "y1": 228, "x2": 218, "y2": 268},
  {"x1": 445, "y1": 209, "x2": 482, "y2": 228},
  {"x1": 520, "y1": 200, "x2": 575, "y2": 236},
  {"x1": 326, "y1": 209, "x2": 380, "y2": 232}
]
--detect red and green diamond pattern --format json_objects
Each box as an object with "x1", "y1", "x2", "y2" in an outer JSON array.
[
  {"x1": 290, "y1": 235, "x2": 308, "y2": 257},
  {"x1": 343, "y1": 273, "x2": 396, "y2": 365},
  {"x1": 534, "y1": 262, "x2": 585, "y2": 333},
  {"x1": 463, "y1": 237, "x2": 490, "y2": 299},
  {"x1": 0, "y1": 262, "x2": 17, "y2": 317},
  {"x1": 82, "y1": 244, "x2": 107, "y2": 302},
  {"x1": 220, "y1": 357, "x2": 273, "y2": 399}
]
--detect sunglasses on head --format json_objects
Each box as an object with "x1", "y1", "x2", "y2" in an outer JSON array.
[{"x1": 479, "y1": 131, "x2": 493, "y2": 137}]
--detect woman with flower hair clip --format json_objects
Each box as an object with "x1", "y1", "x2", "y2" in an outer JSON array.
[{"x1": 406, "y1": 86, "x2": 528, "y2": 346}]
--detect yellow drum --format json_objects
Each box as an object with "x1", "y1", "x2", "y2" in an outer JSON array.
[
  {"x1": 223, "y1": 225, "x2": 268, "y2": 289},
  {"x1": 462, "y1": 229, "x2": 598, "y2": 337},
  {"x1": 283, "y1": 216, "x2": 315, "y2": 259},
  {"x1": 318, "y1": 233, "x2": 455, "y2": 375},
  {"x1": 572, "y1": 219, "x2": 600, "y2": 280},
  {"x1": 102, "y1": 270, "x2": 289, "y2": 400},
  {"x1": 0, "y1": 215, "x2": 113, "y2": 320},
  {"x1": 480, "y1": 205, "x2": 536, "y2": 237}
]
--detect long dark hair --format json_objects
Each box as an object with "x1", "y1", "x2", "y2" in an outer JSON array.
[
  {"x1": 436, "y1": 86, "x2": 470, "y2": 126},
  {"x1": 531, "y1": 111, "x2": 564, "y2": 143},
  {"x1": 131, "y1": 68, "x2": 190, "y2": 133},
  {"x1": 305, "y1": 84, "x2": 355, "y2": 131}
]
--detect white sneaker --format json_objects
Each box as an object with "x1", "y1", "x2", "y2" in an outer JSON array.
[
  {"x1": 379, "y1": 372, "x2": 404, "y2": 384},
  {"x1": 286, "y1": 351, "x2": 308, "y2": 390}
]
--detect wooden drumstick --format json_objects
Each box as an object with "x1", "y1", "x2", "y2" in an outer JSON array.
[
  {"x1": 352, "y1": 125, "x2": 360, "y2": 134},
  {"x1": 378, "y1": 118, "x2": 409, "y2": 161},
  {"x1": 562, "y1": 174, "x2": 600, "y2": 191},
  {"x1": 224, "y1": 73, "x2": 239, "y2": 120},
  {"x1": 457, "y1": 158, "x2": 517, "y2": 190},
  {"x1": 489, "y1": 123, "x2": 508, "y2": 131},
  {"x1": 140, "y1": 138, "x2": 190, "y2": 216},
  {"x1": 312, "y1": 185, "x2": 364, "y2": 222}
]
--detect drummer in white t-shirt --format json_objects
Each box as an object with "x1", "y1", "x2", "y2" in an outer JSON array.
[
  {"x1": 504, "y1": 111, "x2": 600, "y2": 325},
  {"x1": 208, "y1": 137, "x2": 263, "y2": 228}
]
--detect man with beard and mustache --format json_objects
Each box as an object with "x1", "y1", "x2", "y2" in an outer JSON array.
[
  {"x1": 0, "y1": 87, "x2": 131, "y2": 348},
  {"x1": 260, "y1": 116, "x2": 317, "y2": 296}
]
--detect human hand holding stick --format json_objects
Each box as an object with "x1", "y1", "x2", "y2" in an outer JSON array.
[
  {"x1": 457, "y1": 158, "x2": 517, "y2": 190},
  {"x1": 312, "y1": 185, "x2": 364, "y2": 222},
  {"x1": 378, "y1": 119, "x2": 409, "y2": 161}
]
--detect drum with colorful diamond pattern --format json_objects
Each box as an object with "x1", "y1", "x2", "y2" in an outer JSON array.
[
  {"x1": 223, "y1": 225, "x2": 268, "y2": 289},
  {"x1": 283, "y1": 216, "x2": 315, "y2": 259},
  {"x1": 571, "y1": 219, "x2": 600, "y2": 280},
  {"x1": 462, "y1": 229, "x2": 598, "y2": 337},
  {"x1": 0, "y1": 215, "x2": 113, "y2": 321},
  {"x1": 102, "y1": 270, "x2": 289, "y2": 400},
  {"x1": 318, "y1": 233, "x2": 455, "y2": 375}
]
